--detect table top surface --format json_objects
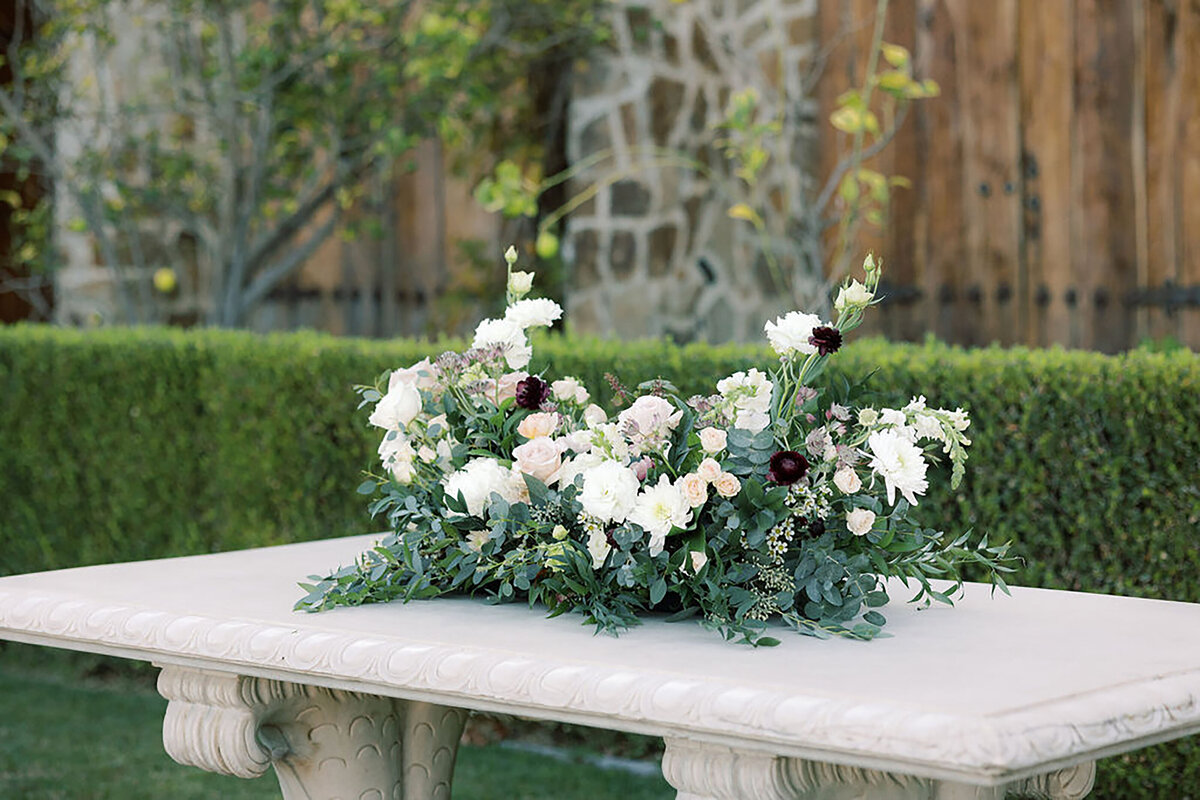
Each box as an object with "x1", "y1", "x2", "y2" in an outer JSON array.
[{"x1": 1, "y1": 534, "x2": 1198, "y2": 785}]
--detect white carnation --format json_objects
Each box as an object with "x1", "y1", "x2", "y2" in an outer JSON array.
[
  {"x1": 579, "y1": 460, "x2": 641, "y2": 523},
  {"x1": 868, "y1": 429, "x2": 929, "y2": 506},
  {"x1": 472, "y1": 318, "x2": 532, "y2": 369},
  {"x1": 443, "y1": 457, "x2": 520, "y2": 517},
  {"x1": 763, "y1": 311, "x2": 822, "y2": 358},
  {"x1": 504, "y1": 298, "x2": 563, "y2": 330}
]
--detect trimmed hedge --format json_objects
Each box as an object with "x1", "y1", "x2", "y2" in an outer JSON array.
[{"x1": 1, "y1": 325, "x2": 1198, "y2": 798}]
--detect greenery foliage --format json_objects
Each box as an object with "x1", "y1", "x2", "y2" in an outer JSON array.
[{"x1": 1, "y1": 326, "x2": 1198, "y2": 793}]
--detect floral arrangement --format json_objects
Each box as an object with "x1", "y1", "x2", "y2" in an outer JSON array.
[{"x1": 299, "y1": 249, "x2": 1012, "y2": 645}]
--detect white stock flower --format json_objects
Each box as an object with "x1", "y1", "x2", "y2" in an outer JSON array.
[
  {"x1": 628, "y1": 475, "x2": 692, "y2": 555},
  {"x1": 868, "y1": 429, "x2": 929, "y2": 506},
  {"x1": 443, "y1": 457, "x2": 520, "y2": 517},
  {"x1": 378, "y1": 433, "x2": 417, "y2": 484},
  {"x1": 763, "y1": 311, "x2": 823, "y2": 358},
  {"x1": 678, "y1": 473, "x2": 709, "y2": 507},
  {"x1": 587, "y1": 528, "x2": 612, "y2": 569},
  {"x1": 508, "y1": 270, "x2": 534, "y2": 297},
  {"x1": 912, "y1": 412, "x2": 945, "y2": 442},
  {"x1": 846, "y1": 508, "x2": 876, "y2": 536},
  {"x1": 698, "y1": 427, "x2": 727, "y2": 454},
  {"x1": 834, "y1": 279, "x2": 875, "y2": 314},
  {"x1": 879, "y1": 408, "x2": 907, "y2": 427},
  {"x1": 579, "y1": 460, "x2": 641, "y2": 523},
  {"x1": 833, "y1": 467, "x2": 862, "y2": 494},
  {"x1": 369, "y1": 380, "x2": 423, "y2": 431},
  {"x1": 472, "y1": 318, "x2": 532, "y2": 369},
  {"x1": 504, "y1": 298, "x2": 563, "y2": 330},
  {"x1": 717, "y1": 369, "x2": 773, "y2": 433}
]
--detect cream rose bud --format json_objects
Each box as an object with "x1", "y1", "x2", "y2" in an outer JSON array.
[
  {"x1": 834, "y1": 279, "x2": 875, "y2": 313},
  {"x1": 583, "y1": 403, "x2": 608, "y2": 426},
  {"x1": 833, "y1": 467, "x2": 862, "y2": 494},
  {"x1": 846, "y1": 508, "x2": 876, "y2": 536},
  {"x1": 551, "y1": 524, "x2": 569, "y2": 541},
  {"x1": 552, "y1": 377, "x2": 588, "y2": 405},
  {"x1": 517, "y1": 411, "x2": 559, "y2": 439},
  {"x1": 714, "y1": 471, "x2": 741, "y2": 498},
  {"x1": 512, "y1": 437, "x2": 563, "y2": 486},
  {"x1": 696, "y1": 457, "x2": 722, "y2": 483},
  {"x1": 698, "y1": 427, "x2": 727, "y2": 454},
  {"x1": 678, "y1": 473, "x2": 709, "y2": 507},
  {"x1": 508, "y1": 270, "x2": 534, "y2": 297},
  {"x1": 689, "y1": 550, "x2": 708, "y2": 572}
]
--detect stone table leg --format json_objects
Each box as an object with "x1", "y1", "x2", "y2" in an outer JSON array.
[
  {"x1": 661, "y1": 739, "x2": 1095, "y2": 800},
  {"x1": 158, "y1": 665, "x2": 467, "y2": 799}
]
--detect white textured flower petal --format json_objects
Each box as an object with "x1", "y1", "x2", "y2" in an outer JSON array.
[{"x1": 504, "y1": 298, "x2": 563, "y2": 329}]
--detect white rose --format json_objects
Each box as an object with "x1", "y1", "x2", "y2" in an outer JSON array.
[
  {"x1": 868, "y1": 429, "x2": 929, "y2": 506},
  {"x1": 696, "y1": 457, "x2": 722, "y2": 483},
  {"x1": 472, "y1": 318, "x2": 532, "y2": 369},
  {"x1": 378, "y1": 433, "x2": 417, "y2": 485},
  {"x1": 618, "y1": 395, "x2": 683, "y2": 439},
  {"x1": 587, "y1": 528, "x2": 612, "y2": 569},
  {"x1": 846, "y1": 508, "x2": 876, "y2": 536},
  {"x1": 689, "y1": 550, "x2": 708, "y2": 572},
  {"x1": 583, "y1": 403, "x2": 608, "y2": 426},
  {"x1": 714, "y1": 472, "x2": 741, "y2": 499},
  {"x1": 443, "y1": 457, "x2": 519, "y2": 517},
  {"x1": 368, "y1": 380, "x2": 422, "y2": 431},
  {"x1": 834, "y1": 279, "x2": 874, "y2": 313},
  {"x1": 627, "y1": 475, "x2": 692, "y2": 551},
  {"x1": 579, "y1": 460, "x2": 641, "y2": 523},
  {"x1": 678, "y1": 473, "x2": 708, "y2": 507},
  {"x1": 504, "y1": 298, "x2": 563, "y2": 330},
  {"x1": 512, "y1": 437, "x2": 564, "y2": 486},
  {"x1": 763, "y1": 311, "x2": 823, "y2": 358},
  {"x1": 508, "y1": 270, "x2": 534, "y2": 297},
  {"x1": 833, "y1": 467, "x2": 862, "y2": 494},
  {"x1": 698, "y1": 427, "x2": 727, "y2": 454},
  {"x1": 517, "y1": 411, "x2": 559, "y2": 439}
]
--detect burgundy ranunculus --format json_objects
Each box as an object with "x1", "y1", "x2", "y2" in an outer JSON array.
[
  {"x1": 515, "y1": 375, "x2": 550, "y2": 410},
  {"x1": 767, "y1": 450, "x2": 809, "y2": 485},
  {"x1": 808, "y1": 325, "x2": 843, "y2": 356}
]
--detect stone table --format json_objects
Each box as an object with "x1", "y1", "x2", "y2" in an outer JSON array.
[{"x1": 1, "y1": 534, "x2": 1199, "y2": 799}]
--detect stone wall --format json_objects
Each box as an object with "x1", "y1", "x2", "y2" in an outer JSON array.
[{"x1": 564, "y1": 0, "x2": 821, "y2": 343}]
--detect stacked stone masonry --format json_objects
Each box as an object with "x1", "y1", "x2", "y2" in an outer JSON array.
[{"x1": 565, "y1": 0, "x2": 821, "y2": 342}]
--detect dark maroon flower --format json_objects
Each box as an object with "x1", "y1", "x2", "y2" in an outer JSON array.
[
  {"x1": 767, "y1": 450, "x2": 809, "y2": 485},
  {"x1": 807, "y1": 517, "x2": 826, "y2": 538},
  {"x1": 515, "y1": 375, "x2": 550, "y2": 410},
  {"x1": 808, "y1": 325, "x2": 843, "y2": 356}
]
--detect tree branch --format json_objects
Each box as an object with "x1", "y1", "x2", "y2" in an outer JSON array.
[{"x1": 236, "y1": 210, "x2": 338, "y2": 318}]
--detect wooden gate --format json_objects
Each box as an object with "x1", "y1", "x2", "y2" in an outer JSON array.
[{"x1": 819, "y1": 0, "x2": 1200, "y2": 352}]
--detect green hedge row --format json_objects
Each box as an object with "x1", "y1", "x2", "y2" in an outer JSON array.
[{"x1": 1, "y1": 324, "x2": 1197, "y2": 798}]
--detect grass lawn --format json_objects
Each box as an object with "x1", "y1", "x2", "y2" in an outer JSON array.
[{"x1": 0, "y1": 643, "x2": 673, "y2": 800}]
